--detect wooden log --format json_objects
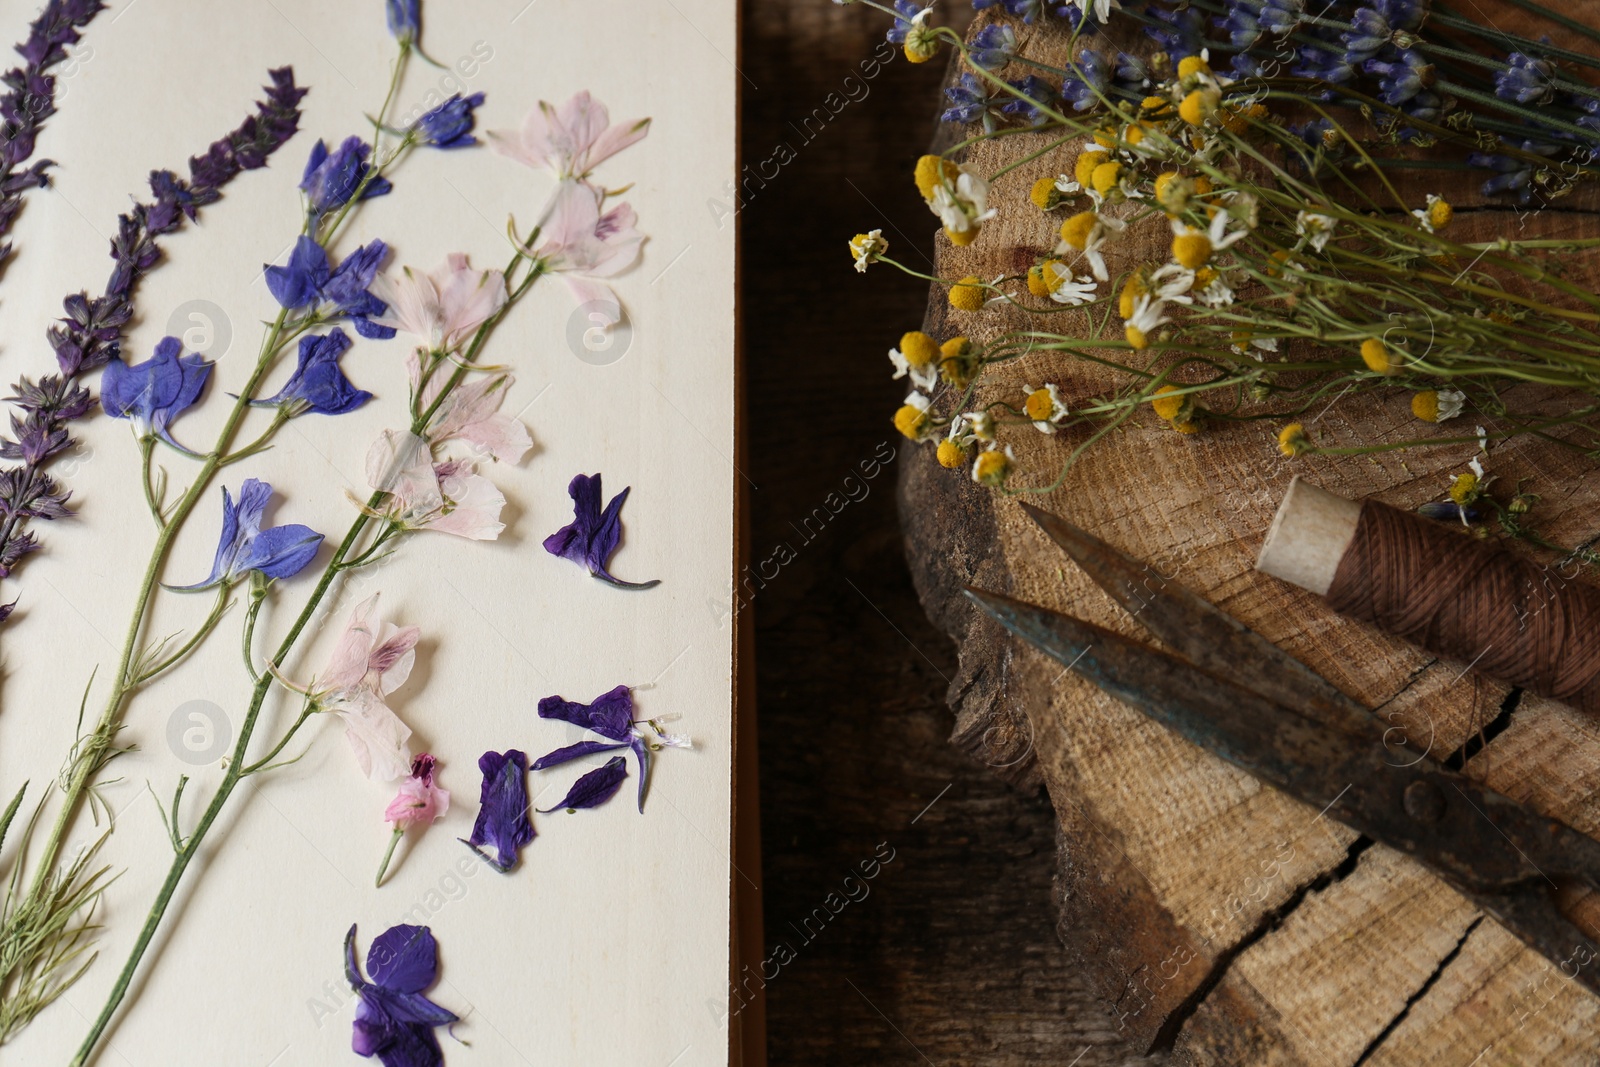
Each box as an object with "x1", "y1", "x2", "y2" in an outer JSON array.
[{"x1": 899, "y1": 6, "x2": 1600, "y2": 1062}]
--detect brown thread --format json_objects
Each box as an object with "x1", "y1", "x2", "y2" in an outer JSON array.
[{"x1": 1325, "y1": 500, "x2": 1600, "y2": 714}]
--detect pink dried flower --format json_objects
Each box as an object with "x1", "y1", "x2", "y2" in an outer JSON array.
[
  {"x1": 385, "y1": 754, "x2": 450, "y2": 830},
  {"x1": 371, "y1": 253, "x2": 507, "y2": 354},
  {"x1": 487, "y1": 90, "x2": 649, "y2": 179},
  {"x1": 366, "y1": 430, "x2": 507, "y2": 541},
  {"x1": 533, "y1": 179, "x2": 645, "y2": 328}
]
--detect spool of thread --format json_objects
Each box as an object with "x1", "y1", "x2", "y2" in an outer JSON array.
[{"x1": 1256, "y1": 476, "x2": 1600, "y2": 714}]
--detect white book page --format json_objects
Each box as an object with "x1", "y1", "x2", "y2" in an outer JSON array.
[{"x1": 0, "y1": 0, "x2": 737, "y2": 1063}]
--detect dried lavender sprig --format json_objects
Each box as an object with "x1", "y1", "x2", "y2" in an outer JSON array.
[
  {"x1": 0, "y1": 67, "x2": 308, "y2": 624},
  {"x1": 0, "y1": 0, "x2": 108, "y2": 272}
]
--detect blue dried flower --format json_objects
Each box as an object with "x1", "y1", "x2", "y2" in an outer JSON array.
[
  {"x1": 461, "y1": 750, "x2": 535, "y2": 873},
  {"x1": 543, "y1": 472, "x2": 660, "y2": 589},
  {"x1": 1376, "y1": 0, "x2": 1428, "y2": 31},
  {"x1": 1468, "y1": 138, "x2": 1560, "y2": 204},
  {"x1": 174, "y1": 478, "x2": 323, "y2": 590},
  {"x1": 1002, "y1": 75, "x2": 1059, "y2": 123},
  {"x1": 385, "y1": 0, "x2": 421, "y2": 42},
  {"x1": 1342, "y1": 8, "x2": 1393, "y2": 66},
  {"x1": 942, "y1": 73, "x2": 1002, "y2": 126},
  {"x1": 1144, "y1": 4, "x2": 1207, "y2": 59},
  {"x1": 345, "y1": 924, "x2": 457, "y2": 1067},
  {"x1": 100, "y1": 337, "x2": 212, "y2": 451},
  {"x1": 1062, "y1": 50, "x2": 1109, "y2": 111},
  {"x1": 1114, "y1": 51, "x2": 1152, "y2": 91},
  {"x1": 1259, "y1": 0, "x2": 1304, "y2": 33},
  {"x1": 1366, "y1": 48, "x2": 1433, "y2": 106},
  {"x1": 537, "y1": 684, "x2": 688, "y2": 812},
  {"x1": 301, "y1": 136, "x2": 393, "y2": 216},
  {"x1": 264, "y1": 236, "x2": 397, "y2": 340},
  {"x1": 1216, "y1": 0, "x2": 1264, "y2": 50},
  {"x1": 969, "y1": 24, "x2": 1017, "y2": 71},
  {"x1": 414, "y1": 92, "x2": 485, "y2": 149},
  {"x1": 253, "y1": 329, "x2": 372, "y2": 416},
  {"x1": 1495, "y1": 52, "x2": 1557, "y2": 106},
  {"x1": 538, "y1": 756, "x2": 628, "y2": 813}
]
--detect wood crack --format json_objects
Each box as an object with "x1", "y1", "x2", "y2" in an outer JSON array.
[
  {"x1": 1145, "y1": 836, "x2": 1378, "y2": 1055},
  {"x1": 1350, "y1": 915, "x2": 1487, "y2": 1066},
  {"x1": 1443, "y1": 687, "x2": 1524, "y2": 772}
]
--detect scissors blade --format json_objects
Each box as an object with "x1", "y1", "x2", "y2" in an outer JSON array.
[
  {"x1": 1019, "y1": 503, "x2": 1373, "y2": 740},
  {"x1": 966, "y1": 584, "x2": 1600, "y2": 993}
]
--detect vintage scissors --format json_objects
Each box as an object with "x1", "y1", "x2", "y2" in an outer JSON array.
[{"x1": 965, "y1": 503, "x2": 1600, "y2": 993}]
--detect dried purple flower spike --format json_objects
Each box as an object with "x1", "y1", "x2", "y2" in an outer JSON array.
[
  {"x1": 345, "y1": 923, "x2": 457, "y2": 1067},
  {"x1": 543, "y1": 472, "x2": 660, "y2": 589},
  {"x1": 460, "y1": 749, "x2": 535, "y2": 873},
  {"x1": 0, "y1": 0, "x2": 108, "y2": 277},
  {"x1": 538, "y1": 756, "x2": 628, "y2": 813},
  {"x1": 0, "y1": 67, "x2": 307, "y2": 621}
]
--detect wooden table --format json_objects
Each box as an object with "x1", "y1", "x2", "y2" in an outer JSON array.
[{"x1": 898, "y1": 5, "x2": 1600, "y2": 1065}]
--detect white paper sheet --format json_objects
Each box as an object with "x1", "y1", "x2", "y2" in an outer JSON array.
[{"x1": 0, "y1": 1, "x2": 737, "y2": 1063}]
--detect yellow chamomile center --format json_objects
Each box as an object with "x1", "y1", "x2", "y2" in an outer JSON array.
[
  {"x1": 1179, "y1": 88, "x2": 1220, "y2": 126},
  {"x1": 1025, "y1": 388, "x2": 1054, "y2": 422},
  {"x1": 1126, "y1": 324, "x2": 1151, "y2": 350},
  {"x1": 940, "y1": 337, "x2": 976, "y2": 386},
  {"x1": 973, "y1": 450, "x2": 1011, "y2": 486},
  {"x1": 1411, "y1": 390, "x2": 1440, "y2": 423},
  {"x1": 1074, "y1": 149, "x2": 1107, "y2": 188},
  {"x1": 1060, "y1": 211, "x2": 1098, "y2": 250},
  {"x1": 1030, "y1": 176, "x2": 1060, "y2": 211},
  {"x1": 1150, "y1": 384, "x2": 1186, "y2": 421},
  {"x1": 1172, "y1": 232, "x2": 1213, "y2": 269},
  {"x1": 1428, "y1": 197, "x2": 1453, "y2": 231},
  {"x1": 1360, "y1": 337, "x2": 1396, "y2": 374},
  {"x1": 894, "y1": 404, "x2": 929, "y2": 440},
  {"x1": 914, "y1": 155, "x2": 958, "y2": 200},
  {"x1": 1091, "y1": 160, "x2": 1124, "y2": 196},
  {"x1": 1119, "y1": 275, "x2": 1147, "y2": 319},
  {"x1": 1277, "y1": 423, "x2": 1313, "y2": 456},
  {"x1": 1449, "y1": 472, "x2": 1480, "y2": 505},
  {"x1": 936, "y1": 439, "x2": 966, "y2": 469},
  {"x1": 948, "y1": 276, "x2": 986, "y2": 312},
  {"x1": 1177, "y1": 55, "x2": 1211, "y2": 78},
  {"x1": 899, "y1": 331, "x2": 939, "y2": 369}
]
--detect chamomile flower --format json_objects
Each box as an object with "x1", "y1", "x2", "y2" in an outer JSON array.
[
  {"x1": 1277, "y1": 423, "x2": 1314, "y2": 456},
  {"x1": 972, "y1": 444, "x2": 1015, "y2": 486},
  {"x1": 1058, "y1": 209, "x2": 1126, "y2": 281},
  {"x1": 1412, "y1": 194, "x2": 1453, "y2": 233},
  {"x1": 1294, "y1": 211, "x2": 1336, "y2": 252},
  {"x1": 963, "y1": 409, "x2": 997, "y2": 443},
  {"x1": 1192, "y1": 267, "x2": 1234, "y2": 308},
  {"x1": 1148, "y1": 262, "x2": 1196, "y2": 302},
  {"x1": 1041, "y1": 261, "x2": 1099, "y2": 305},
  {"x1": 1022, "y1": 382, "x2": 1070, "y2": 433},
  {"x1": 893, "y1": 392, "x2": 936, "y2": 441},
  {"x1": 1170, "y1": 206, "x2": 1248, "y2": 269},
  {"x1": 889, "y1": 331, "x2": 940, "y2": 391},
  {"x1": 849, "y1": 229, "x2": 888, "y2": 272},
  {"x1": 929, "y1": 168, "x2": 996, "y2": 246},
  {"x1": 1411, "y1": 388, "x2": 1465, "y2": 423},
  {"x1": 1124, "y1": 295, "x2": 1171, "y2": 350},
  {"x1": 1231, "y1": 333, "x2": 1278, "y2": 359}
]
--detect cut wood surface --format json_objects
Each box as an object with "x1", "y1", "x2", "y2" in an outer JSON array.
[{"x1": 901, "y1": 6, "x2": 1600, "y2": 1063}]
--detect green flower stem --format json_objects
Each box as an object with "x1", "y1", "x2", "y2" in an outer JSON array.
[
  {"x1": 374, "y1": 826, "x2": 405, "y2": 888},
  {"x1": 70, "y1": 249, "x2": 543, "y2": 1067}
]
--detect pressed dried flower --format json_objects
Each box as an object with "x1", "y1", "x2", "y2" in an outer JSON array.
[
  {"x1": 543, "y1": 472, "x2": 660, "y2": 588},
  {"x1": 536, "y1": 684, "x2": 689, "y2": 813},
  {"x1": 538, "y1": 756, "x2": 628, "y2": 813},
  {"x1": 100, "y1": 337, "x2": 212, "y2": 451},
  {"x1": 487, "y1": 91, "x2": 650, "y2": 180},
  {"x1": 461, "y1": 750, "x2": 535, "y2": 873},
  {"x1": 172, "y1": 478, "x2": 322, "y2": 591},
  {"x1": 253, "y1": 329, "x2": 371, "y2": 417},
  {"x1": 345, "y1": 924, "x2": 458, "y2": 1067}
]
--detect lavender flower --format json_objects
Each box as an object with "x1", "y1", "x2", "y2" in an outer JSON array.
[
  {"x1": 1365, "y1": 48, "x2": 1433, "y2": 106},
  {"x1": 253, "y1": 329, "x2": 371, "y2": 416},
  {"x1": 1292, "y1": 42, "x2": 1359, "y2": 88},
  {"x1": 1495, "y1": 52, "x2": 1557, "y2": 106},
  {"x1": 99, "y1": 337, "x2": 212, "y2": 450},
  {"x1": 1144, "y1": 4, "x2": 1206, "y2": 59},
  {"x1": 537, "y1": 756, "x2": 628, "y2": 813},
  {"x1": 1342, "y1": 8, "x2": 1394, "y2": 66},
  {"x1": 0, "y1": 67, "x2": 305, "y2": 616},
  {"x1": 1376, "y1": 0, "x2": 1429, "y2": 31},
  {"x1": 345, "y1": 924, "x2": 457, "y2": 1067},
  {"x1": 173, "y1": 478, "x2": 323, "y2": 590},
  {"x1": 1114, "y1": 51, "x2": 1153, "y2": 91},
  {"x1": 0, "y1": 0, "x2": 108, "y2": 274},
  {"x1": 942, "y1": 73, "x2": 1001, "y2": 125},
  {"x1": 264, "y1": 236, "x2": 396, "y2": 339},
  {"x1": 461, "y1": 749, "x2": 534, "y2": 873},
  {"x1": 300, "y1": 136, "x2": 393, "y2": 216},
  {"x1": 543, "y1": 472, "x2": 660, "y2": 589},
  {"x1": 968, "y1": 24, "x2": 1017, "y2": 71},
  {"x1": 1002, "y1": 75, "x2": 1059, "y2": 123},
  {"x1": 1062, "y1": 51, "x2": 1109, "y2": 111},
  {"x1": 1468, "y1": 138, "x2": 1560, "y2": 204},
  {"x1": 414, "y1": 92, "x2": 485, "y2": 149},
  {"x1": 1216, "y1": 0, "x2": 1264, "y2": 50},
  {"x1": 1259, "y1": 0, "x2": 1304, "y2": 34}
]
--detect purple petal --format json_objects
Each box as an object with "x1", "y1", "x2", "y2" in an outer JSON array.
[
  {"x1": 530, "y1": 739, "x2": 629, "y2": 770},
  {"x1": 538, "y1": 756, "x2": 628, "y2": 813},
  {"x1": 536, "y1": 684, "x2": 633, "y2": 742},
  {"x1": 461, "y1": 749, "x2": 534, "y2": 873},
  {"x1": 367, "y1": 924, "x2": 438, "y2": 993}
]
